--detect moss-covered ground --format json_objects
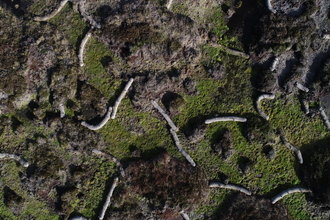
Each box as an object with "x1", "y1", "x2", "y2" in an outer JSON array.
[
  {"x1": 80, "y1": 36, "x2": 319, "y2": 219},
  {"x1": 0, "y1": 0, "x2": 328, "y2": 219}
]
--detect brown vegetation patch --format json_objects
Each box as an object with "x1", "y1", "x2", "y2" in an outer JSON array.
[
  {"x1": 102, "y1": 22, "x2": 162, "y2": 46},
  {"x1": 213, "y1": 194, "x2": 292, "y2": 220},
  {"x1": 124, "y1": 152, "x2": 209, "y2": 208}
]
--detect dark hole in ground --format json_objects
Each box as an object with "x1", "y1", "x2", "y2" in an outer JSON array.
[
  {"x1": 75, "y1": 80, "x2": 85, "y2": 100},
  {"x1": 46, "y1": 67, "x2": 55, "y2": 87},
  {"x1": 166, "y1": 68, "x2": 181, "y2": 78},
  {"x1": 119, "y1": 42, "x2": 132, "y2": 58},
  {"x1": 25, "y1": 109, "x2": 36, "y2": 121},
  {"x1": 15, "y1": 108, "x2": 36, "y2": 122},
  {"x1": 101, "y1": 56, "x2": 112, "y2": 68},
  {"x1": 49, "y1": 90, "x2": 55, "y2": 105},
  {"x1": 153, "y1": 0, "x2": 167, "y2": 7},
  {"x1": 66, "y1": 99, "x2": 76, "y2": 109},
  {"x1": 238, "y1": 156, "x2": 253, "y2": 174},
  {"x1": 181, "y1": 114, "x2": 208, "y2": 142},
  {"x1": 28, "y1": 100, "x2": 39, "y2": 110},
  {"x1": 221, "y1": 4, "x2": 230, "y2": 14},
  {"x1": 4, "y1": 186, "x2": 22, "y2": 207},
  {"x1": 216, "y1": 172, "x2": 229, "y2": 183},
  {"x1": 68, "y1": 164, "x2": 83, "y2": 176},
  {"x1": 128, "y1": 145, "x2": 141, "y2": 158},
  {"x1": 262, "y1": 144, "x2": 276, "y2": 160},
  {"x1": 0, "y1": 0, "x2": 27, "y2": 17},
  {"x1": 96, "y1": 5, "x2": 112, "y2": 20},
  {"x1": 3, "y1": 186, "x2": 23, "y2": 216},
  {"x1": 141, "y1": 147, "x2": 167, "y2": 160},
  {"x1": 161, "y1": 92, "x2": 183, "y2": 112},
  {"x1": 42, "y1": 111, "x2": 60, "y2": 124},
  {"x1": 11, "y1": 116, "x2": 22, "y2": 132},
  {"x1": 129, "y1": 145, "x2": 138, "y2": 152}
]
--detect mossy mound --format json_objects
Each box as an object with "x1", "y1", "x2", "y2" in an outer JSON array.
[{"x1": 243, "y1": 115, "x2": 276, "y2": 145}]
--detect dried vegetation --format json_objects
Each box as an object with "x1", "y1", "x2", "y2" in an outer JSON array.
[{"x1": 0, "y1": 0, "x2": 330, "y2": 219}]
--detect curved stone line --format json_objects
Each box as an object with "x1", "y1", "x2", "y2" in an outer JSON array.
[
  {"x1": 256, "y1": 93, "x2": 275, "y2": 120},
  {"x1": 33, "y1": 0, "x2": 69, "y2": 21},
  {"x1": 68, "y1": 216, "x2": 87, "y2": 220},
  {"x1": 0, "y1": 153, "x2": 29, "y2": 167},
  {"x1": 285, "y1": 142, "x2": 303, "y2": 164},
  {"x1": 79, "y1": 0, "x2": 101, "y2": 29},
  {"x1": 301, "y1": 99, "x2": 309, "y2": 114},
  {"x1": 209, "y1": 182, "x2": 252, "y2": 195},
  {"x1": 205, "y1": 116, "x2": 247, "y2": 124},
  {"x1": 166, "y1": 0, "x2": 174, "y2": 9},
  {"x1": 270, "y1": 57, "x2": 279, "y2": 71},
  {"x1": 323, "y1": 33, "x2": 330, "y2": 40},
  {"x1": 111, "y1": 78, "x2": 134, "y2": 119},
  {"x1": 180, "y1": 211, "x2": 190, "y2": 220},
  {"x1": 92, "y1": 149, "x2": 125, "y2": 178},
  {"x1": 319, "y1": 106, "x2": 330, "y2": 130},
  {"x1": 295, "y1": 82, "x2": 309, "y2": 92},
  {"x1": 170, "y1": 128, "x2": 196, "y2": 167},
  {"x1": 151, "y1": 100, "x2": 178, "y2": 131},
  {"x1": 79, "y1": 28, "x2": 93, "y2": 67},
  {"x1": 210, "y1": 43, "x2": 250, "y2": 59},
  {"x1": 99, "y1": 177, "x2": 119, "y2": 220},
  {"x1": 59, "y1": 103, "x2": 65, "y2": 118},
  {"x1": 271, "y1": 187, "x2": 311, "y2": 204},
  {"x1": 225, "y1": 47, "x2": 250, "y2": 59},
  {"x1": 280, "y1": 134, "x2": 303, "y2": 164},
  {"x1": 81, "y1": 107, "x2": 112, "y2": 130},
  {"x1": 266, "y1": 0, "x2": 277, "y2": 14}
]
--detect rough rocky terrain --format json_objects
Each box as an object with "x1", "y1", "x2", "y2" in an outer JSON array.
[{"x1": 1, "y1": 0, "x2": 330, "y2": 219}]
